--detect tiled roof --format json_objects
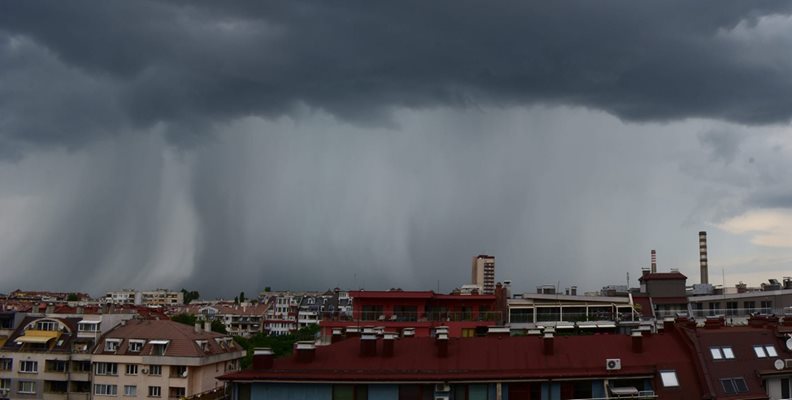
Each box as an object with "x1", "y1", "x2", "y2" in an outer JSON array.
[
  {"x1": 221, "y1": 332, "x2": 703, "y2": 399},
  {"x1": 94, "y1": 319, "x2": 240, "y2": 357}
]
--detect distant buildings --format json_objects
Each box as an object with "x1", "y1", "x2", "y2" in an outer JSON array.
[
  {"x1": 104, "y1": 289, "x2": 184, "y2": 306},
  {"x1": 471, "y1": 254, "x2": 495, "y2": 295}
]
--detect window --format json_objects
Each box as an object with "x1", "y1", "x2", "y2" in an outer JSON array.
[
  {"x1": 0, "y1": 358, "x2": 11, "y2": 371},
  {"x1": 169, "y1": 387, "x2": 186, "y2": 398},
  {"x1": 46, "y1": 360, "x2": 68, "y2": 372},
  {"x1": 20, "y1": 360, "x2": 38, "y2": 373},
  {"x1": 149, "y1": 365, "x2": 162, "y2": 376},
  {"x1": 128, "y1": 340, "x2": 144, "y2": 352},
  {"x1": 35, "y1": 320, "x2": 56, "y2": 331},
  {"x1": 333, "y1": 384, "x2": 368, "y2": 400},
  {"x1": 721, "y1": 378, "x2": 748, "y2": 394},
  {"x1": 0, "y1": 378, "x2": 9, "y2": 390},
  {"x1": 171, "y1": 365, "x2": 187, "y2": 378},
  {"x1": 105, "y1": 339, "x2": 121, "y2": 352},
  {"x1": 94, "y1": 384, "x2": 118, "y2": 396},
  {"x1": 124, "y1": 385, "x2": 137, "y2": 397},
  {"x1": 95, "y1": 362, "x2": 118, "y2": 376},
  {"x1": 18, "y1": 381, "x2": 36, "y2": 394},
  {"x1": 754, "y1": 345, "x2": 778, "y2": 358},
  {"x1": 150, "y1": 341, "x2": 169, "y2": 356},
  {"x1": 148, "y1": 386, "x2": 161, "y2": 398},
  {"x1": 760, "y1": 300, "x2": 773, "y2": 313},
  {"x1": 782, "y1": 378, "x2": 791, "y2": 399},
  {"x1": 78, "y1": 322, "x2": 99, "y2": 332},
  {"x1": 126, "y1": 364, "x2": 138, "y2": 375},
  {"x1": 660, "y1": 371, "x2": 680, "y2": 387},
  {"x1": 726, "y1": 302, "x2": 738, "y2": 316},
  {"x1": 710, "y1": 347, "x2": 735, "y2": 360},
  {"x1": 73, "y1": 360, "x2": 91, "y2": 372},
  {"x1": 744, "y1": 301, "x2": 755, "y2": 313}
]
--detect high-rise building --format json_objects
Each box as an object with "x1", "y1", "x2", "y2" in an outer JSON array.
[{"x1": 471, "y1": 255, "x2": 495, "y2": 295}]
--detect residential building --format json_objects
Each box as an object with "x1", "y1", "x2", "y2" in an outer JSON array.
[
  {"x1": 140, "y1": 290, "x2": 184, "y2": 306},
  {"x1": 91, "y1": 319, "x2": 245, "y2": 399},
  {"x1": 105, "y1": 290, "x2": 141, "y2": 305},
  {"x1": 471, "y1": 255, "x2": 495, "y2": 295},
  {"x1": 195, "y1": 303, "x2": 269, "y2": 337},
  {"x1": 507, "y1": 292, "x2": 638, "y2": 333},
  {"x1": 320, "y1": 288, "x2": 505, "y2": 338},
  {"x1": 0, "y1": 316, "x2": 96, "y2": 400}
]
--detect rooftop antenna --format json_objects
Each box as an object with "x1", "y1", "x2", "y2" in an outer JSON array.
[{"x1": 626, "y1": 272, "x2": 630, "y2": 289}]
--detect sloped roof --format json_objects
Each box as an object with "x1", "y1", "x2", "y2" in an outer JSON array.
[
  {"x1": 221, "y1": 333, "x2": 703, "y2": 399},
  {"x1": 94, "y1": 319, "x2": 240, "y2": 357}
]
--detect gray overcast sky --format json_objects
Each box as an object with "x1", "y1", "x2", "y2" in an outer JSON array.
[{"x1": 2, "y1": 1, "x2": 792, "y2": 297}]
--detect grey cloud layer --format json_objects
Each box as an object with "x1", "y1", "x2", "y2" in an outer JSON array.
[{"x1": 2, "y1": 1, "x2": 792, "y2": 152}]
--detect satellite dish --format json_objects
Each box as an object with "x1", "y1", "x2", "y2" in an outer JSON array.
[
  {"x1": 786, "y1": 338, "x2": 792, "y2": 351},
  {"x1": 775, "y1": 359, "x2": 785, "y2": 371}
]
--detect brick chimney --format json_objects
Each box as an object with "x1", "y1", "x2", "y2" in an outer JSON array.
[
  {"x1": 382, "y1": 332, "x2": 397, "y2": 357},
  {"x1": 252, "y1": 348, "x2": 273, "y2": 369},
  {"x1": 436, "y1": 333, "x2": 449, "y2": 357},
  {"x1": 631, "y1": 331, "x2": 643, "y2": 353},
  {"x1": 194, "y1": 322, "x2": 201, "y2": 333},
  {"x1": 401, "y1": 327, "x2": 415, "y2": 338},
  {"x1": 295, "y1": 341, "x2": 316, "y2": 363},
  {"x1": 345, "y1": 327, "x2": 360, "y2": 338},
  {"x1": 204, "y1": 321, "x2": 212, "y2": 333},
  {"x1": 543, "y1": 332, "x2": 554, "y2": 356}
]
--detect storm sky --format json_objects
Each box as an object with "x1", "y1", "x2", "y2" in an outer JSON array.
[{"x1": 2, "y1": 1, "x2": 792, "y2": 297}]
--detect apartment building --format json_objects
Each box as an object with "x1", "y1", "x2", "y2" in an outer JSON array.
[
  {"x1": 91, "y1": 319, "x2": 244, "y2": 399},
  {"x1": 105, "y1": 290, "x2": 141, "y2": 305},
  {"x1": 471, "y1": 255, "x2": 495, "y2": 295},
  {"x1": 198, "y1": 304, "x2": 269, "y2": 338},
  {"x1": 0, "y1": 316, "x2": 95, "y2": 400}
]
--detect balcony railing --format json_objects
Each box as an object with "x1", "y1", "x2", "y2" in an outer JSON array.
[{"x1": 322, "y1": 311, "x2": 502, "y2": 323}]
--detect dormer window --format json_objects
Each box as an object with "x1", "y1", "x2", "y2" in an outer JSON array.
[
  {"x1": 195, "y1": 340, "x2": 209, "y2": 352},
  {"x1": 35, "y1": 321, "x2": 56, "y2": 331},
  {"x1": 753, "y1": 345, "x2": 778, "y2": 358},
  {"x1": 710, "y1": 347, "x2": 735, "y2": 360},
  {"x1": 128, "y1": 340, "x2": 145, "y2": 352},
  {"x1": 78, "y1": 322, "x2": 99, "y2": 332},
  {"x1": 104, "y1": 339, "x2": 121, "y2": 352},
  {"x1": 149, "y1": 340, "x2": 169, "y2": 356}
]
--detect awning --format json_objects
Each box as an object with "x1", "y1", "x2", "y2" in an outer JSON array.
[{"x1": 16, "y1": 335, "x2": 56, "y2": 344}]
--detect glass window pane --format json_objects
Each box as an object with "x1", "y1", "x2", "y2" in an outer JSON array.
[
  {"x1": 660, "y1": 371, "x2": 679, "y2": 387},
  {"x1": 721, "y1": 379, "x2": 736, "y2": 394},
  {"x1": 710, "y1": 348, "x2": 723, "y2": 360},
  {"x1": 753, "y1": 346, "x2": 766, "y2": 358},
  {"x1": 734, "y1": 378, "x2": 748, "y2": 393},
  {"x1": 722, "y1": 347, "x2": 734, "y2": 359},
  {"x1": 765, "y1": 346, "x2": 778, "y2": 357}
]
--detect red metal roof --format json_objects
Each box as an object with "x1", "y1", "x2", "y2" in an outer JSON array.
[
  {"x1": 221, "y1": 333, "x2": 703, "y2": 399},
  {"x1": 349, "y1": 291, "x2": 434, "y2": 299},
  {"x1": 639, "y1": 271, "x2": 687, "y2": 282}
]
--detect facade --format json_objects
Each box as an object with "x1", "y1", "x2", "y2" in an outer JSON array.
[
  {"x1": 91, "y1": 319, "x2": 245, "y2": 399},
  {"x1": 105, "y1": 290, "x2": 141, "y2": 305},
  {"x1": 196, "y1": 304, "x2": 269, "y2": 337},
  {"x1": 471, "y1": 255, "x2": 495, "y2": 295},
  {"x1": 0, "y1": 316, "x2": 96, "y2": 400},
  {"x1": 320, "y1": 289, "x2": 504, "y2": 338},
  {"x1": 507, "y1": 293, "x2": 638, "y2": 330},
  {"x1": 104, "y1": 290, "x2": 184, "y2": 306}
]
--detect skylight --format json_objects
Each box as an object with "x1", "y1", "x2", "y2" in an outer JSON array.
[
  {"x1": 660, "y1": 370, "x2": 679, "y2": 387},
  {"x1": 721, "y1": 378, "x2": 748, "y2": 394},
  {"x1": 710, "y1": 347, "x2": 734, "y2": 360}
]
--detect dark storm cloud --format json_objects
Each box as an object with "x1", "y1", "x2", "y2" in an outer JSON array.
[{"x1": 2, "y1": 1, "x2": 792, "y2": 150}]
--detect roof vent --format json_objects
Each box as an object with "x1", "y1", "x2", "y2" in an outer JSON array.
[
  {"x1": 345, "y1": 327, "x2": 360, "y2": 338},
  {"x1": 253, "y1": 348, "x2": 274, "y2": 369},
  {"x1": 401, "y1": 328, "x2": 415, "y2": 338},
  {"x1": 631, "y1": 331, "x2": 643, "y2": 353},
  {"x1": 382, "y1": 332, "x2": 397, "y2": 357},
  {"x1": 360, "y1": 334, "x2": 377, "y2": 357},
  {"x1": 436, "y1": 333, "x2": 449, "y2": 357},
  {"x1": 295, "y1": 341, "x2": 316, "y2": 363},
  {"x1": 543, "y1": 332, "x2": 554, "y2": 356},
  {"x1": 488, "y1": 327, "x2": 510, "y2": 337}
]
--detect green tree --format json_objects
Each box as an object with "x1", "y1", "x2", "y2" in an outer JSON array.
[
  {"x1": 67, "y1": 293, "x2": 79, "y2": 302},
  {"x1": 211, "y1": 320, "x2": 227, "y2": 334},
  {"x1": 239, "y1": 291, "x2": 246, "y2": 303},
  {"x1": 180, "y1": 289, "x2": 200, "y2": 304},
  {"x1": 263, "y1": 287, "x2": 271, "y2": 292},
  {"x1": 234, "y1": 324, "x2": 321, "y2": 369},
  {"x1": 171, "y1": 313, "x2": 197, "y2": 326}
]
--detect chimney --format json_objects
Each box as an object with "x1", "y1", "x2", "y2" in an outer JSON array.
[
  {"x1": 194, "y1": 322, "x2": 201, "y2": 333},
  {"x1": 699, "y1": 231, "x2": 709, "y2": 284},
  {"x1": 436, "y1": 333, "x2": 449, "y2": 357},
  {"x1": 487, "y1": 327, "x2": 510, "y2": 337},
  {"x1": 651, "y1": 250, "x2": 657, "y2": 274},
  {"x1": 360, "y1": 332, "x2": 377, "y2": 357},
  {"x1": 204, "y1": 321, "x2": 211, "y2": 333},
  {"x1": 46, "y1": 303, "x2": 54, "y2": 314},
  {"x1": 631, "y1": 331, "x2": 643, "y2": 353},
  {"x1": 382, "y1": 332, "x2": 397, "y2": 357},
  {"x1": 663, "y1": 318, "x2": 675, "y2": 332},
  {"x1": 252, "y1": 348, "x2": 274, "y2": 369},
  {"x1": 295, "y1": 341, "x2": 316, "y2": 363},
  {"x1": 401, "y1": 327, "x2": 415, "y2": 338},
  {"x1": 543, "y1": 332, "x2": 554, "y2": 356},
  {"x1": 345, "y1": 327, "x2": 360, "y2": 338},
  {"x1": 331, "y1": 328, "x2": 344, "y2": 344}
]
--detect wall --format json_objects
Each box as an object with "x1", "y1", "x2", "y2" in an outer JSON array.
[{"x1": 250, "y1": 383, "x2": 332, "y2": 400}]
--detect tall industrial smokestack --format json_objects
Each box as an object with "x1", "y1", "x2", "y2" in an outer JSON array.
[
  {"x1": 699, "y1": 231, "x2": 708, "y2": 284},
  {"x1": 651, "y1": 250, "x2": 657, "y2": 274}
]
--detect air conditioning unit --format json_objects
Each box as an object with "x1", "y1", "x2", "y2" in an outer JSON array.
[
  {"x1": 434, "y1": 384, "x2": 451, "y2": 392},
  {"x1": 785, "y1": 359, "x2": 792, "y2": 369},
  {"x1": 606, "y1": 358, "x2": 622, "y2": 371},
  {"x1": 141, "y1": 369, "x2": 149, "y2": 375}
]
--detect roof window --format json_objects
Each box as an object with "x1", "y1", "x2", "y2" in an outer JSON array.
[
  {"x1": 721, "y1": 377, "x2": 748, "y2": 394},
  {"x1": 659, "y1": 370, "x2": 679, "y2": 387},
  {"x1": 754, "y1": 345, "x2": 778, "y2": 358},
  {"x1": 710, "y1": 346, "x2": 735, "y2": 360}
]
